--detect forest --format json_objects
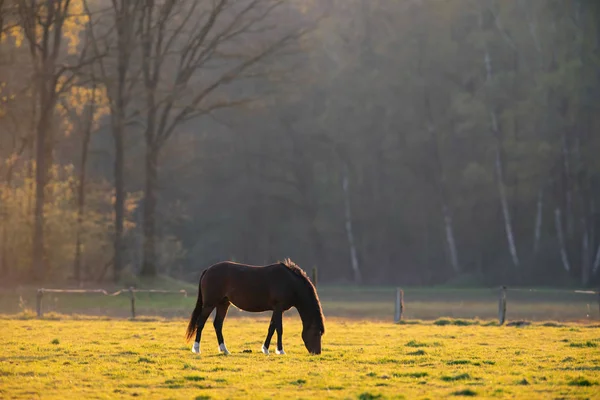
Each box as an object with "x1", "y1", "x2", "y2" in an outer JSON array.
[{"x1": 0, "y1": 0, "x2": 599, "y2": 287}]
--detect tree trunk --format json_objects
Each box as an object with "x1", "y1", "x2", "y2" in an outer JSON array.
[
  {"x1": 91, "y1": 0, "x2": 141, "y2": 283},
  {"x1": 554, "y1": 208, "x2": 571, "y2": 273},
  {"x1": 1, "y1": 178, "x2": 12, "y2": 280},
  {"x1": 74, "y1": 102, "x2": 94, "y2": 283},
  {"x1": 27, "y1": 82, "x2": 37, "y2": 220},
  {"x1": 341, "y1": 163, "x2": 362, "y2": 284},
  {"x1": 441, "y1": 202, "x2": 460, "y2": 274},
  {"x1": 0, "y1": 197, "x2": 7, "y2": 278},
  {"x1": 141, "y1": 144, "x2": 159, "y2": 277},
  {"x1": 429, "y1": 124, "x2": 460, "y2": 274},
  {"x1": 113, "y1": 121, "x2": 125, "y2": 282},
  {"x1": 592, "y1": 241, "x2": 600, "y2": 277},
  {"x1": 481, "y1": 8, "x2": 519, "y2": 271},
  {"x1": 581, "y1": 219, "x2": 591, "y2": 286},
  {"x1": 74, "y1": 158, "x2": 87, "y2": 283},
  {"x1": 486, "y1": 41, "x2": 519, "y2": 270},
  {"x1": 0, "y1": 136, "x2": 27, "y2": 280},
  {"x1": 422, "y1": 67, "x2": 460, "y2": 275},
  {"x1": 493, "y1": 129, "x2": 520, "y2": 269},
  {"x1": 32, "y1": 105, "x2": 51, "y2": 279}
]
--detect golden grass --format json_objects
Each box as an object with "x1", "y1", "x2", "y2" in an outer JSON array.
[{"x1": 1, "y1": 316, "x2": 599, "y2": 399}]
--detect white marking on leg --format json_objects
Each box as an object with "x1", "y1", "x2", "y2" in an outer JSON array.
[
  {"x1": 219, "y1": 342, "x2": 230, "y2": 355},
  {"x1": 192, "y1": 342, "x2": 200, "y2": 354},
  {"x1": 276, "y1": 348, "x2": 286, "y2": 355},
  {"x1": 261, "y1": 344, "x2": 270, "y2": 355}
]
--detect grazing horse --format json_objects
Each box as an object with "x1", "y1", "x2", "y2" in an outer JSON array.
[{"x1": 185, "y1": 258, "x2": 325, "y2": 355}]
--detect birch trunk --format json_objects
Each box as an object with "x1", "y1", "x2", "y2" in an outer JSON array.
[
  {"x1": 492, "y1": 117, "x2": 520, "y2": 268},
  {"x1": 342, "y1": 164, "x2": 362, "y2": 284},
  {"x1": 581, "y1": 220, "x2": 590, "y2": 286},
  {"x1": 554, "y1": 208, "x2": 571, "y2": 272},
  {"x1": 422, "y1": 83, "x2": 460, "y2": 274},
  {"x1": 482, "y1": 11, "x2": 520, "y2": 269},
  {"x1": 592, "y1": 242, "x2": 600, "y2": 276},
  {"x1": 442, "y1": 203, "x2": 460, "y2": 274}
]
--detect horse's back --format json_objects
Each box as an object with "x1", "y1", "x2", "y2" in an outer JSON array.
[
  {"x1": 203, "y1": 261, "x2": 279, "y2": 277},
  {"x1": 200, "y1": 261, "x2": 292, "y2": 311}
]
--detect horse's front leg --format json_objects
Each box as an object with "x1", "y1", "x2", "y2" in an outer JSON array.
[
  {"x1": 275, "y1": 311, "x2": 285, "y2": 355},
  {"x1": 262, "y1": 311, "x2": 277, "y2": 355}
]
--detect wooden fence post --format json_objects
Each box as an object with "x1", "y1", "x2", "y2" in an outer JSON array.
[
  {"x1": 498, "y1": 286, "x2": 507, "y2": 325},
  {"x1": 36, "y1": 289, "x2": 44, "y2": 318},
  {"x1": 129, "y1": 287, "x2": 136, "y2": 319},
  {"x1": 312, "y1": 267, "x2": 318, "y2": 287},
  {"x1": 394, "y1": 288, "x2": 404, "y2": 323}
]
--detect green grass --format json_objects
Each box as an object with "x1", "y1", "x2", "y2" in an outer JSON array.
[{"x1": 1, "y1": 317, "x2": 599, "y2": 399}]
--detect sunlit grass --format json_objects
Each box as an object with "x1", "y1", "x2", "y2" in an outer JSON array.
[{"x1": 1, "y1": 317, "x2": 599, "y2": 399}]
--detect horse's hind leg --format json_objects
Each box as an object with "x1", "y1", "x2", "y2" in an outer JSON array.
[
  {"x1": 192, "y1": 306, "x2": 214, "y2": 354},
  {"x1": 213, "y1": 301, "x2": 231, "y2": 355}
]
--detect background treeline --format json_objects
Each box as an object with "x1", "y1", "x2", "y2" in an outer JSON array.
[{"x1": 0, "y1": 0, "x2": 599, "y2": 287}]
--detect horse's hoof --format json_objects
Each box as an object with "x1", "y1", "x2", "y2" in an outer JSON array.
[
  {"x1": 276, "y1": 348, "x2": 286, "y2": 355},
  {"x1": 219, "y1": 343, "x2": 231, "y2": 355},
  {"x1": 191, "y1": 342, "x2": 200, "y2": 354},
  {"x1": 261, "y1": 345, "x2": 270, "y2": 355}
]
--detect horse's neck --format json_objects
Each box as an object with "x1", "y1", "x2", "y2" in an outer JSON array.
[
  {"x1": 296, "y1": 305, "x2": 309, "y2": 326},
  {"x1": 295, "y1": 301, "x2": 317, "y2": 328},
  {"x1": 291, "y1": 275, "x2": 318, "y2": 328}
]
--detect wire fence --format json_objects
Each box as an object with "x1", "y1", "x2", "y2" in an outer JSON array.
[
  {"x1": 35, "y1": 288, "x2": 188, "y2": 319},
  {"x1": 393, "y1": 286, "x2": 600, "y2": 324},
  {"x1": 8, "y1": 284, "x2": 600, "y2": 323}
]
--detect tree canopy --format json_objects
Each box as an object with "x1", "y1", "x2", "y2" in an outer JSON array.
[{"x1": 1, "y1": 0, "x2": 599, "y2": 287}]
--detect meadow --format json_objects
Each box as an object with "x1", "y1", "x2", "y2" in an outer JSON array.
[{"x1": 1, "y1": 316, "x2": 599, "y2": 399}]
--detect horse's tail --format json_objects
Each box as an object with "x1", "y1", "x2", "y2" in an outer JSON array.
[{"x1": 185, "y1": 269, "x2": 207, "y2": 342}]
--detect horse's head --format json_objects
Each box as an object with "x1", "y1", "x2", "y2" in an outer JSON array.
[{"x1": 302, "y1": 323, "x2": 323, "y2": 355}]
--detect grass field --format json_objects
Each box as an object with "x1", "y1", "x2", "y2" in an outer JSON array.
[{"x1": 1, "y1": 316, "x2": 599, "y2": 399}]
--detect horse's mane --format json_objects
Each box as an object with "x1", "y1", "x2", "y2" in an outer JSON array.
[{"x1": 280, "y1": 258, "x2": 325, "y2": 334}]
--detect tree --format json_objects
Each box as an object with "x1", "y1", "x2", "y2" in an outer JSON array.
[
  {"x1": 136, "y1": 0, "x2": 307, "y2": 277},
  {"x1": 10, "y1": 0, "x2": 94, "y2": 279},
  {"x1": 84, "y1": 0, "x2": 144, "y2": 281},
  {"x1": 58, "y1": 76, "x2": 109, "y2": 282}
]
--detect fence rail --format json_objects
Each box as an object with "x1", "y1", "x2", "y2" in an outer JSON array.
[
  {"x1": 32, "y1": 284, "x2": 600, "y2": 323},
  {"x1": 35, "y1": 288, "x2": 188, "y2": 319},
  {"x1": 393, "y1": 286, "x2": 600, "y2": 324}
]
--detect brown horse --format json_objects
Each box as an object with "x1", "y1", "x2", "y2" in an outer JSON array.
[{"x1": 185, "y1": 258, "x2": 325, "y2": 355}]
